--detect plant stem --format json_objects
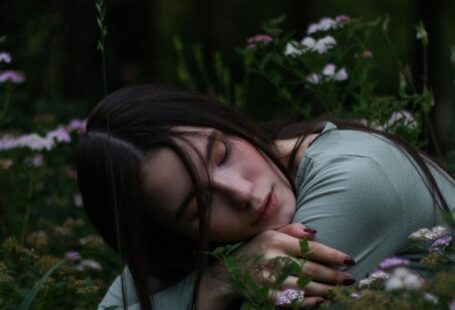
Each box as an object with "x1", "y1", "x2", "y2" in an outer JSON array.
[{"x1": 20, "y1": 172, "x2": 34, "y2": 244}]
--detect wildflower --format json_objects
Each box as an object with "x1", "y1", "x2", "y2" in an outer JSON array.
[
  {"x1": 26, "y1": 231, "x2": 49, "y2": 248},
  {"x1": 334, "y1": 68, "x2": 348, "y2": 81},
  {"x1": 416, "y1": 22, "x2": 429, "y2": 46},
  {"x1": 0, "y1": 70, "x2": 25, "y2": 83},
  {"x1": 54, "y1": 226, "x2": 74, "y2": 237},
  {"x1": 313, "y1": 35, "x2": 336, "y2": 54},
  {"x1": 429, "y1": 236, "x2": 452, "y2": 253},
  {"x1": 450, "y1": 298, "x2": 455, "y2": 310},
  {"x1": 284, "y1": 41, "x2": 303, "y2": 57},
  {"x1": 246, "y1": 34, "x2": 272, "y2": 49},
  {"x1": 65, "y1": 251, "x2": 81, "y2": 261},
  {"x1": 384, "y1": 267, "x2": 423, "y2": 291},
  {"x1": 322, "y1": 63, "x2": 336, "y2": 76},
  {"x1": 17, "y1": 134, "x2": 54, "y2": 151},
  {"x1": 335, "y1": 15, "x2": 351, "y2": 24},
  {"x1": 0, "y1": 52, "x2": 11, "y2": 63},
  {"x1": 275, "y1": 289, "x2": 305, "y2": 306},
  {"x1": 360, "y1": 50, "x2": 373, "y2": 59},
  {"x1": 301, "y1": 37, "x2": 316, "y2": 50},
  {"x1": 409, "y1": 226, "x2": 449, "y2": 241},
  {"x1": 423, "y1": 293, "x2": 438, "y2": 304},
  {"x1": 387, "y1": 110, "x2": 418, "y2": 130},
  {"x1": 73, "y1": 192, "x2": 83, "y2": 207},
  {"x1": 306, "y1": 73, "x2": 321, "y2": 85},
  {"x1": 46, "y1": 127, "x2": 71, "y2": 143},
  {"x1": 79, "y1": 234, "x2": 105, "y2": 249},
  {"x1": 67, "y1": 119, "x2": 86, "y2": 133},
  {"x1": 358, "y1": 270, "x2": 391, "y2": 288},
  {"x1": 307, "y1": 17, "x2": 337, "y2": 34},
  {"x1": 75, "y1": 259, "x2": 102, "y2": 271},
  {"x1": 377, "y1": 257, "x2": 410, "y2": 270}
]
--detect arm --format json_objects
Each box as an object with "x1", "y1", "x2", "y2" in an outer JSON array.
[{"x1": 294, "y1": 155, "x2": 407, "y2": 279}]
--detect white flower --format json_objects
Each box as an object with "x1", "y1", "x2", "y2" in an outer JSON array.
[
  {"x1": 335, "y1": 68, "x2": 348, "y2": 81},
  {"x1": 385, "y1": 277, "x2": 403, "y2": 291},
  {"x1": 301, "y1": 37, "x2": 316, "y2": 50},
  {"x1": 409, "y1": 226, "x2": 449, "y2": 241},
  {"x1": 387, "y1": 110, "x2": 417, "y2": 129},
  {"x1": 423, "y1": 293, "x2": 439, "y2": 304},
  {"x1": 75, "y1": 259, "x2": 102, "y2": 271},
  {"x1": 284, "y1": 41, "x2": 303, "y2": 57},
  {"x1": 306, "y1": 73, "x2": 321, "y2": 85},
  {"x1": 358, "y1": 270, "x2": 391, "y2": 288},
  {"x1": 313, "y1": 35, "x2": 336, "y2": 53},
  {"x1": 307, "y1": 17, "x2": 337, "y2": 34},
  {"x1": 322, "y1": 63, "x2": 336, "y2": 76}
]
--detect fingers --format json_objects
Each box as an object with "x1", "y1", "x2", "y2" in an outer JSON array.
[
  {"x1": 277, "y1": 233, "x2": 355, "y2": 267},
  {"x1": 300, "y1": 260, "x2": 355, "y2": 285},
  {"x1": 277, "y1": 223, "x2": 316, "y2": 241},
  {"x1": 281, "y1": 277, "x2": 334, "y2": 297},
  {"x1": 306, "y1": 241, "x2": 356, "y2": 267}
]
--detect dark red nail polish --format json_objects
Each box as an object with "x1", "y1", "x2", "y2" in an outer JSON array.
[
  {"x1": 342, "y1": 277, "x2": 356, "y2": 285},
  {"x1": 303, "y1": 228, "x2": 317, "y2": 234},
  {"x1": 343, "y1": 256, "x2": 356, "y2": 266}
]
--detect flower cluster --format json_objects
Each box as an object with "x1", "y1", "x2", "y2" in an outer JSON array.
[
  {"x1": 0, "y1": 118, "x2": 85, "y2": 152},
  {"x1": 384, "y1": 267, "x2": 424, "y2": 291},
  {"x1": 409, "y1": 225, "x2": 449, "y2": 241},
  {"x1": 306, "y1": 63, "x2": 348, "y2": 85},
  {"x1": 275, "y1": 288, "x2": 305, "y2": 306},
  {"x1": 306, "y1": 15, "x2": 351, "y2": 34},
  {"x1": 246, "y1": 34, "x2": 273, "y2": 49},
  {"x1": 0, "y1": 51, "x2": 25, "y2": 84},
  {"x1": 284, "y1": 35, "x2": 337, "y2": 57}
]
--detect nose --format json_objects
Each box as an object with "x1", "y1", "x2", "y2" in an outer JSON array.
[{"x1": 212, "y1": 171, "x2": 254, "y2": 208}]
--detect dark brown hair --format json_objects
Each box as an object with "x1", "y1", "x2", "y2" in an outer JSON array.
[{"x1": 76, "y1": 84, "x2": 453, "y2": 310}]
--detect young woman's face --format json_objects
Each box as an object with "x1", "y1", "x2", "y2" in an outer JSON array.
[{"x1": 141, "y1": 126, "x2": 296, "y2": 242}]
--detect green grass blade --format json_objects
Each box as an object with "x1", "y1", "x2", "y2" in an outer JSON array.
[{"x1": 18, "y1": 259, "x2": 67, "y2": 310}]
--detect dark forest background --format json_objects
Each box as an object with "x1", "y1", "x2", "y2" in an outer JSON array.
[{"x1": 2, "y1": 0, "x2": 455, "y2": 150}]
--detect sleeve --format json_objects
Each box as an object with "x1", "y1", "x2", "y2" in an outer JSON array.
[
  {"x1": 98, "y1": 267, "x2": 197, "y2": 310},
  {"x1": 293, "y1": 155, "x2": 408, "y2": 279}
]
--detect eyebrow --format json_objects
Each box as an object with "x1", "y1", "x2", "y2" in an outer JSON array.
[{"x1": 174, "y1": 129, "x2": 218, "y2": 220}]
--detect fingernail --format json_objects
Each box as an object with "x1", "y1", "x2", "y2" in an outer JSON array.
[
  {"x1": 303, "y1": 227, "x2": 317, "y2": 234},
  {"x1": 343, "y1": 256, "x2": 356, "y2": 266},
  {"x1": 342, "y1": 276, "x2": 356, "y2": 285}
]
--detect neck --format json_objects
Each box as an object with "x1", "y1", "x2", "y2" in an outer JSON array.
[{"x1": 273, "y1": 134, "x2": 319, "y2": 179}]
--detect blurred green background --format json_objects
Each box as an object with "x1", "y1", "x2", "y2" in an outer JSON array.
[{"x1": 1, "y1": 0, "x2": 455, "y2": 149}]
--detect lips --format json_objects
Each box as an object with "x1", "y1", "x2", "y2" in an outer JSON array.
[{"x1": 253, "y1": 188, "x2": 276, "y2": 224}]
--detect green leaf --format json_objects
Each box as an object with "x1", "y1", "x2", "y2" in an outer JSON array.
[
  {"x1": 18, "y1": 259, "x2": 67, "y2": 310},
  {"x1": 297, "y1": 275, "x2": 311, "y2": 289}
]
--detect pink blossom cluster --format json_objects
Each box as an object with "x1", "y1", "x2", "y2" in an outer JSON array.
[
  {"x1": 0, "y1": 118, "x2": 86, "y2": 152},
  {"x1": 246, "y1": 34, "x2": 273, "y2": 49},
  {"x1": 376, "y1": 257, "x2": 410, "y2": 270},
  {"x1": 0, "y1": 70, "x2": 25, "y2": 84},
  {"x1": 307, "y1": 15, "x2": 351, "y2": 34},
  {"x1": 275, "y1": 288, "x2": 305, "y2": 306},
  {"x1": 306, "y1": 63, "x2": 348, "y2": 85},
  {"x1": 0, "y1": 52, "x2": 12, "y2": 64}
]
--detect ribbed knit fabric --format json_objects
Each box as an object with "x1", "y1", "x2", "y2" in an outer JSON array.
[{"x1": 294, "y1": 122, "x2": 455, "y2": 278}]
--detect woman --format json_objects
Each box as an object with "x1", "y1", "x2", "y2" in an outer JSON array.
[{"x1": 76, "y1": 84, "x2": 455, "y2": 309}]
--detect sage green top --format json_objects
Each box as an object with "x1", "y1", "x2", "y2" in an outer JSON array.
[{"x1": 98, "y1": 122, "x2": 455, "y2": 309}]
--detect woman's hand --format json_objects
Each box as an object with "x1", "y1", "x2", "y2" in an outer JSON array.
[{"x1": 198, "y1": 223, "x2": 356, "y2": 309}]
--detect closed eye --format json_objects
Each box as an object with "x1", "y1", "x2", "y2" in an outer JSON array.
[{"x1": 219, "y1": 138, "x2": 231, "y2": 165}]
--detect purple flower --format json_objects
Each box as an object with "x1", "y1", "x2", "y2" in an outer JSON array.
[
  {"x1": 0, "y1": 70, "x2": 25, "y2": 83},
  {"x1": 429, "y1": 236, "x2": 452, "y2": 253},
  {"x1": 46, "y1": 127, "x2": 71, "y2": 143},
  {"x1": 17, "y1": 134, "x2": 55, "y2": 151},
  {"x1": 246, "y1": 34, "x2": 272, "y2": 49},
  {"x1": 67, "y1": 119, "x2": 86, "y2": 133},
  {"x1": 377, "y1": 257, "x2": 410, "y2": 270},
  {"x1": 306, "y1": 73, "x2": 321, "y2": 85},
  {"x1": 450, "y1": 298, "x2": 455, "y2": 310},
  {"x1": 0, "y1": 52, "x2": 12, "y2": 64},
  {"x1": 276, "y1": 289, "x2": 305, "y2": 306},
  {"x1": 65, "y1": 251, "x2": 81, "y2": 261},
  {"x1": 335, "y1": 15, "x2": 351, "y2": 24}
]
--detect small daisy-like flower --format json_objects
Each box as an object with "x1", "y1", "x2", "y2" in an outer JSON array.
[
  {"x1": 377, "y1": 257, "x2": 410, "y2": 270},
  {"x1": 429, "y1": 236, "x2": 452, "y2": 253},
  {"x1": 306, "y1": 73, "x2": 321, "y2": 85},
  {"x1": 275, "y1": 289, "x2": 305, "y2": 306},
  {"x1": 284, "y1": 41, "x2": 303, "y2": 57}
]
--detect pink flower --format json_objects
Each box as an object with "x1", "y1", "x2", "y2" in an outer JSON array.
[
  {"x1": 0, "y1": 52, "x2": 12, "y2": 64},
  {"x1": 429, "y1": 236, "x2": 452, "y2": 253},
  {"x1": 246, "y1": 34, "x2": 273, "y2": 49},
  {"x1": 335, "y1": 15, "x2": 351, "y2": 24},
  {"x1": 67, "y1": 119, "x2": 86, "y2": 133},
  {"x1": 0, "y1": 70, "x2": 25, "y2": 83},
  {"x1": 276, "y1": 289, "x2": 305, "y2": 306},
  {"x1": 27, "y1": 154, "x2": 44, "y2": 167},
  {"x1": 65, "y1": 251, "x2": 81, "y2": 261},
  {"x1": 449, "y1": 298, "x2": 455, "y2": 310},
  {"x1": 306, "y1": 73, "x2": 321, "y2": 85},
  {"x1": 377, "y1": 257, "x2": 410, "y2": 270},
  {"x1": 46, "y1": 127, "x2": 71, "y2": 143}
]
